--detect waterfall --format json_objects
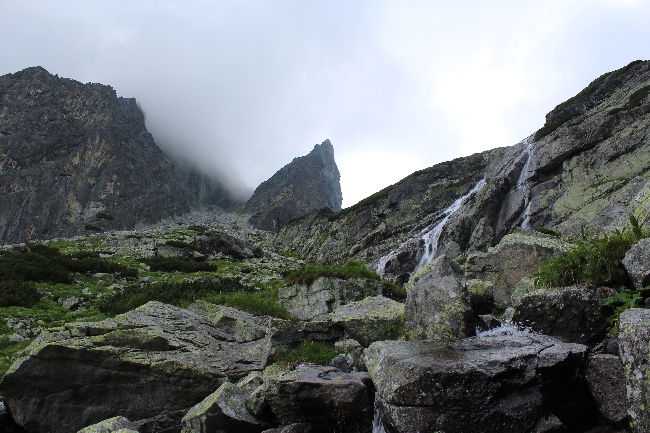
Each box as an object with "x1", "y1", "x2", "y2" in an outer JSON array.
[
  {"x1": 372, "y1": 402, "x2": 387, "y2": 433},
  {"x1": 375, "y1": 177, "x2": 486, "y2": 276},
  {"x1": 516, "y1": 135, "x2": 535, "y2": 229}
]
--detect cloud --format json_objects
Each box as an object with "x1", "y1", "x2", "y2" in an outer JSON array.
[{"x1": 1, "y1": 0, "x2": 650, "y2": 207}]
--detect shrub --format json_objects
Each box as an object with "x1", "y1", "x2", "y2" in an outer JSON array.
[
  {"x1": 534, "y1": 226, "x2": 638, "y2": 288},
  {"x1": 165, "y1": 240, "x2": 199, "y2": 251},
  {"x1": 205, "y1": 286, "x2": 291, "y2": 318},
  {"x1": 284, "y1": 260, "x2": 380, "y2": 286},
  {"x1": 97, "y1": 277, "x2": 249, "y2": 315},
  {"x1": 141, "y1": 256, "x2": 217, "y2": 273},
  {"x1": 0, "y1": 281, "x2": 41, "y2": 307},
  {"x1": 276, "y1": 340, "x2": 339, "y2": 366},
  {"x1": 601, "y1": 288, "x2": 646, "y2": 331},
  {"x1": 381, "y1": 280, "x2": 407, "y2": 301}
]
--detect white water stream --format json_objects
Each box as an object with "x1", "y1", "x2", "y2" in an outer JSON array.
[
  {"x1": 376, "y1": 177, "x2": 486, "y2": 276},
  {"x1": 372, "y1": 402, "x2": 387, "y2": 433},
  {"x1": 516, "y1": 135, "x2": 535, "y2": 229}
]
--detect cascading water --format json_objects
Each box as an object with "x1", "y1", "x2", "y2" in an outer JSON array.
[
  {"x1": 516, "y1": 135, "x2": 535, "y2": 229},
  {"x1": 375, "y1": 177, "x2": 486, "y2": 276},
  {"x1": 372, "y1": 402, "x2": 387, "y2": 433}
]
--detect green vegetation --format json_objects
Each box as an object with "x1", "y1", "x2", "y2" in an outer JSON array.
[
  {"x1": 164, "y1": 240, "x2": 198, "y2": 250},
  {"x1": 602, "y1": 288, "x2": 647, "y2": 331},
  {"x1": 84, "y1": 224, "x2": 103, "y2": 232},
  {"x1": 533, "y1": 227, "x2": 562, "y2": 238},
  {"x1": 97, "y1": 277, "x2": 250, "y2": 315},
  {"x1": 328, "y1": 185, "x2": 393, "y2": 222},
  {"x1": 284, "y1": 260, "x2": 380, "y2": 285},
  {"x1": 609, "y1": 85, "x2": 650, "y2": 115},
  {"x1": 0, "y1": 281, "x2": 41, "y2": 308},
  {"x1": 141, "y1": 256, "x2": 216, "y2": 273},
  {"x1": 381, "y1": 280, "x2": 407, "y2": 301},
  {"x1": 378, "y1": 319, "x2": 405, "y2": 340},
  {"x1": 276, "y1": 340, "x2": 340, "y2": 366},
  {"x1": 534, "y1": 217, "x2": 646, "y2": 288},
  {"x1": 205, "y1": 284, "x2": 291, "y2": 318}
]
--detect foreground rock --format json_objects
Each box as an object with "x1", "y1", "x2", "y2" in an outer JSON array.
[
  {"x1": 329, "y1": 296, "x2": 404, "y2": 347},
  {"x1": 618, "y1": 308, "x2": 650, "y2": 433},
  {"x1": 405, "y1": 256, "x2": 473, "y2": 340},
  {"x1": 0, "y1": 301, "x2": 272, "y2": 433},
  {"x1": 512, "y1": 285, "x2": 617, "y2": 345},
  {"x1": 585, "y1": 354, "x2": 628, "y2": 424},
  {"x1": 364, "y1": 333, "x2": 597, "y2": 433},
  {"x1": 258, "y1": 364, "x2": 374, "y2": 433},
  {"x1": 278, "y1": 277, "x2": 382, "y2": 321},
  {"x1": 622, "y1": 238, "x2": 650, "y2": 289},
  {"x1": 77, "y1": 416, "x2": 139, "y2": 433}
]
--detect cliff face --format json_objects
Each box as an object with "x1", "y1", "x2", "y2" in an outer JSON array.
[
  {"x1": 0, "y1": 67, "x2": 239, "y2": 243},
  {"x1": 243, "y1": 139, "x2": 342, "y2": 232},
  {"x1": 274, "y1": 60, "x2": 650, "y2": 280}
]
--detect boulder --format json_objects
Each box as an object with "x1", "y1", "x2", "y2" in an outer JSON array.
[
  {"x1": 585, "y1": 354, "x2": 628, "y2": 424},
  {"x1": 622, "y1": 238, "x2": 650, "y2": 289},
  {"x1": 364, "y1": 333, "x2": 597, "y2": 433},
  {"x1": 405, "y1": 255, "x2": 473, "y2": 340},
  {"x1": 618, "y1": 308, "x2": 650, "y2": 433},
  {"x1": 263, "y1": 319, "x2": 344, "y2": 365},
  {"x1": 193, "y1": 232, "x2": 262, "y2": 259},
  {"x1": 464, "y1": 232, "x2": 570, "y2": 310},
  {"x1": 261, "y1": 364, "x2": 374, "y2": 433},
  {"x1": 261, "y1": 424, "x2": 313, "y2": 433},
  {"x1": 0, "y1": 301, "x2": 271, "y2": 433},
  {"x1": 530, "y1": 413, "x2": 566, "y2": 432},
  {"x1": 512, "y1": 285, "x2": 617, "y2": 345},
  {"x1": 181, "y1": 382, "x2": 263, "y2": 433},
  {"x1": 278, "y1": 277, "x2": 382, "y2": 321},
  {"x1": 329, "y1": 296, "x2": 404, "y2": 347},
  {"x1": 77, "y1": 416, "x2": 139, "y2": 433}
]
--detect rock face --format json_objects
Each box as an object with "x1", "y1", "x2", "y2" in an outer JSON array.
[
  {"x1": 273, "y1": 60, "x2": 650, "y2": 286},
  {"x1": 618, "y1": 308, "x2": 650, "y2": 433},
  {"x1": 585, "y1": 354, "x2": 628, "y2": 424},
  {"x1": 0, "y1": 301, "x2": 272, "y2": 433},
  {"x1": 404, "y1": 255, "x2": 474, "y2": 340},
  {"x1": 329, "y1": 296, "x2": 404, "y2": 347},
  {"x1": 512, "y1": 285, "x2": 617, "y2": 346},
  {"x1": 364, "y1": 333, "x2": 597, "y2": 433},
  {"x1": 0, "y1": 66, "x2": 239, "y2": 243},
  {"x1": 244, "y1": 140, "x2": 342, "y2": 232}
]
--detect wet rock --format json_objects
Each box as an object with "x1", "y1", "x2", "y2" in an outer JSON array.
[
  {"x1": 329, "y1": 296, "x2": 404, "y2": 347},
  {"x1": 464, "y1": 232, "x2": 570, "y2": 310},
  {"x1": 475, "y1": 314, "x2": 502, "y2": 332},
  {"x1": 181, "y1": 382, "x2": 263, "y2": 433},
  {"x1": 405, "y1": 255, "x2": 474, "y2": 340},
  {"x1": 261, "y1": 364, "x2": 374, "y2": 433},
  {"x1": 261, "y1": 424, "x2": 313, "y2": 433},
  {"x1": 364, "y1": 334, "x2": 597, "y2": 433},
  {"x1": 622, "y1": 238, "x2": 650, "y2": 289},
  {"x1": 193, "y1": 232, "x2": 262, "y2": 259},
  {"x1": 512, "y1": 285, "x2": 617, "y2": 345},
  {"x1": 585, "y1": 354, "x2": 628, "y2": 424},
  {"x1": 278, "y1": 277, "x2": 382, "y2": 321},
  {"x1": 0, "y1": 301, "x2": 271, "y2": 433},
  {"x1": 618, "y1": 308, "x2": 650, "y2": 433},
  {"x1": 531, "y1": 413, "x2": 566, "y2": 432},
  {"x1": 77, "y1": 416, "x2": 139, "y2": 433}
]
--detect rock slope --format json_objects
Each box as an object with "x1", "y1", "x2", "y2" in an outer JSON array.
[
  {"x1": 0, "y1": 67, "x2": 239, "y2": 243},
  {"x1": 243, "y1": 140, "x2": 342, "y2": 232}
]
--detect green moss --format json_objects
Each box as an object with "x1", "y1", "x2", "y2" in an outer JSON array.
[
  {"x1": 284, "y1": 260, "x2": 380, "y2": 286},
  {"x1": 533, "y1": 227, "x2": 562, "y2": 238},
  {"x1": 609, "y1": 85, "x2": 650, "y2": 115}
]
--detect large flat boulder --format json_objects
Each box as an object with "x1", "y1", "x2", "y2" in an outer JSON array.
[
  {"x1": 329, "y1": 296, "x2": 404, "y2": 347},
  {"x1": 618, "y1": 308, "x2": 650, "y2": 433},
  {"x1": 512, "y1": 285, "x2": 617, "y2": 345},
  {"x1": 364, "y1": 333, "x2": 597, "y2": 433},
  {"x1": 405, "y1": 255, "x2": 473, "y2": 340},
  {"x1": 0, "y1": 301, "x2": 271, "y2": 433}
]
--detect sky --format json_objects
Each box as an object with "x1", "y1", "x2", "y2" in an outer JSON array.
[{"x1": 2, "y1": 1, "x2": 650, "y2": 207}]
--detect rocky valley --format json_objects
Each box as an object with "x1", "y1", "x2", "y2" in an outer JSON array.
[{"x1": 0, "y1": 61, "x2": 650, "y2": 433}]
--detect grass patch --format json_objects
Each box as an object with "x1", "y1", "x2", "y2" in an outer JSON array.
[
  {"x1": 276, "y1": 340, "x2": 340, "y2": 366},
  {"x1": 141, "y1": 256, "x2": 216, "y2": 273},
  {"x1": 533, "y1": 227, "x2": 562, "y2": 238},
  {"x1": 609, "y1": 85, "x2": 650, "y2": 115},
  {"x1": 165, "y1": 240, "x2": 199, "y2": 251},
  {"x1": 602, "y1": 288, "x2": 647, "y2": 332},
  {"x1": 534, "y1": 222, "x2": 643, "y2": 288},
  {"x1": 0, "y1": 281, "x2": 42, "y2": 308},
  {"x1": 205, "y1": 285, "x2": 291, "y2": 318},
  {"x1": 381, "y1": 280, "x2": 407, "y2": 301},
  {"x1": 284, "y1": 260, "x2": 380, "y2": 286},
  {"x1": 96, "y1": 277, "x2": 251, "y2": 315}
]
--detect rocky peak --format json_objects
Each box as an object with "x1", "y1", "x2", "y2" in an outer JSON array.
[{"x1": 243, "y1": 139, "x2": 342, "y2": 232}]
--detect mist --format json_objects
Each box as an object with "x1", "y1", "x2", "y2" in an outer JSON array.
[{"x1": 2, "y1": 0, "x2": 650, "y2": 207}]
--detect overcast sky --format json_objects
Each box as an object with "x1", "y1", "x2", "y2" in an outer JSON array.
[{"x1": 2, "y1": 1, "x2": 650, "y2": 207}]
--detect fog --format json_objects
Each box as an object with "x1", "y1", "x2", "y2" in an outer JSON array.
[{"x1": 2, "y1": 1, "x2": 650, "y2": 206}]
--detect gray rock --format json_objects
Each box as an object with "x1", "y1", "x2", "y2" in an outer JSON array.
[
  {"x1": 586, "y1": 354, "x2": 628, "y2": 423},
  {"x1": 244, "y1": 140, "x2": 342, "y2": 232},
  {"x1": 261, "y1": 424, "x2": 313, "y2": 433},
  {"x1": 464, "y1": 232, "x2": 569, "y2": 310},
  {"x1": 77, "y1": 416, "x2": 139, "y2": 433},
  {"x1": 278, "y1": 277, "x2": 382, "y2": 321},
  {"x1": 193, "y1": 232, "x2": 262, "y2": 259},
  {"x1": 405, "y1": 255, "x2": 473, "y2": 340},
  {"x1": 364, "y1": 334, "x2": 597, "y2": 433},
  {"x1": 263, "y1": 319, "x2": 344, "y2": 365},
  {"x1": 623, "y1": 238, "x2": 650, "y2": 289},
  {"x1": 262, "y1": 364, "x2": 374, "y2": 433},
  {"x1": 512, "y1": 285, "x2": 618, "y2": 345},
  {"x1": 618, "y1": 308, "x2": 650, "y2": 433},
  {"x1": 0, "y1": 301, "x2": 271, "y2": 433},
  {"x1": 530, "y1": 413, "x2": 566, "y2": 432},
  {"x1": 7, "y1": 333, "x2": 26, "y2": 344},
  {"x1": 329, "y1": 353, "x2": 354, "y2": 373},
  {"x1": 329, "y1": 296, "x2": 404, "y2": 347},
  {"x1": 181, "y1": 382, "x2": 263, "y2": 433},
  {"x1": 59, "y1": 295, "x2": 81, "y2": 310}
]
